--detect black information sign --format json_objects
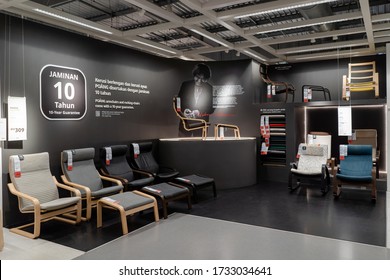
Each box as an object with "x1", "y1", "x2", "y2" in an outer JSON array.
[{"x1": 40, "y1": 64, "x2": 87, "y2": 120}]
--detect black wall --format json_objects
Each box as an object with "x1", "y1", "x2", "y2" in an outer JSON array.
[{"x1": 0, "y1": 14, "x2": 261, "y2": 226}]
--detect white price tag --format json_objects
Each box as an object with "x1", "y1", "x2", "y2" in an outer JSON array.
[
  {"x1": 340, "y1": 144, "x2": 348, "y2": 160},
  {"x1": 105, "y1": 147, "x2": 112, "y2": 165},
  {"x1": 132, "y1": 143, "x2": 140, "y2": 159}
]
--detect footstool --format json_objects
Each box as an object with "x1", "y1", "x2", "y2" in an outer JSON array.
[
  {"x1": 97, "y1": 191, "x2": 159, "y2": 235},
  {"x1": 141, "y1": 183, "x2": 191, "y2": 219},
  {"x1": 173, "y1": 174, "x2": 216, "y2": 203}
]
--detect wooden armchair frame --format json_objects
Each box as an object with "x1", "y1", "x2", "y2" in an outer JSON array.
[
  {"x1": 61, "y1": 174, "x2": 122, "y2": 221},
  {"x1": 8, "y1": 176, "x2": 82, "y2": 239},
  {"x1": 173, "y1": 97, "x2": 209, "y2": 139},
  {"x1": 342, "y1": 61, "x2": 379, "y2": 100},
  {"x1": 214, "y1": 123, "x2": 241, "y2": 139},
  {"x1": 333, "y1": 145, "x2": 377, "y2": 201},
  {"x1": 260, "y1": 64, "x2": 295, "y2": 102}
]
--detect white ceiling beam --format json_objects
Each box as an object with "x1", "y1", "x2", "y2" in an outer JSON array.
[
  {"x1": 216, "y1": 0, "x2": 334, "y2": 20},
  {"x1": 0, "y1": 0, "x2": 29, "y2": 10},
  {"x1": 189, "y1": 26, "x2": 233, "y2": 48},
  {"x1": 285, "y1": 47, "x2": 384, "y2": 63},
  {"x1": 180, "y1": 0, "x2": 286, "y2": 61},
  {"x1": 276, "y1": 39, "x2": 368, "y2": 55},
  {"x1": 260, "y1": 26, "x2": 366, "y2": 46},
  {"x1": 371, "y1": 12, "x2": 390, "y2": 23},
  {"x1": 123, "y1": 0, "x2": 184, "y2": 24},
  {"x1": 359, "y1": 0, "x2": 375, "y2": 52},
  {"x1": 183, "y1": 45, "x2": 227, "y2": 56},
  {"x1": 122, "y1": 22, "x2": 180, "y2": 37},
  {"x1": 201, "y1": 0, "x2": 251, "y2": 10},
  {"x1": 245, "y1": 11, "x2": 363, "y2": 35},
  {"x1": 373, "y1": 22, "x2": 390, "y2": 32},
  {"x1": 374, "y1": 30, "x2": 390, "y2": 38}
]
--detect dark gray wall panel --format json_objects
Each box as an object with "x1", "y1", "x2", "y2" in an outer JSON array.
[{"x1": 158, "y1": 138, "x2": 257, "y2": 189}]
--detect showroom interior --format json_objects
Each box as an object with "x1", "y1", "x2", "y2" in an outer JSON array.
[{"x1": 0, "y1": 0, "x2": 390, "y2": 259}]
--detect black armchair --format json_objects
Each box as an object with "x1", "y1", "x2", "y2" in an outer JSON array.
[
  {"x1": 99, "y1": 145, "x2": 154, "y2": 191},
  {"x1": 129, "y1": 142, "x2": 179, "y2": 183}
]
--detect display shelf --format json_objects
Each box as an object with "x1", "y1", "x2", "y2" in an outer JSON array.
[{"x1": 260, "y1": 110, "x2": 287, "y2": 166}]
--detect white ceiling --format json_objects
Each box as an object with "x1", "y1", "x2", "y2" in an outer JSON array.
[{"x1": 1, "y1": 0, "x2": 389, "y2": 64}]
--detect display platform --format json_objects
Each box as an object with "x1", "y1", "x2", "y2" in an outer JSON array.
[{"x1": 158, "y1": 137, "x2": 257, "y2": 189}]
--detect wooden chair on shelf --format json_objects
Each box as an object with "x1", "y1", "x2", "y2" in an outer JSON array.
[
  {"x1": 260, "y1": 64, "x2": 295, "y2": 102},
  {"x1": 214, "y1": 123, "x2": 240, "y2": 140},
  {"x1": 342, "y1": 61, "x2": 379, "y2": 100},
  {"x1": 301, "y1": 85, "x2": 331, "y2": 102}
]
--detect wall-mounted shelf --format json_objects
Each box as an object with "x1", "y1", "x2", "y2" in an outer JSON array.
[{"x1": 260, "y1": 110, "x2": 287, "y2": 166}]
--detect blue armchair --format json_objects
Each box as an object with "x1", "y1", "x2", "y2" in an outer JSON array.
[{"x1": 333, "y1": 145, "x2": 377, "y2": 201}]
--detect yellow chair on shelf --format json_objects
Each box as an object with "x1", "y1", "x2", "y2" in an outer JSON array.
[{"x1": 342, "y1": 61, "x2": 379, "y2": 100}]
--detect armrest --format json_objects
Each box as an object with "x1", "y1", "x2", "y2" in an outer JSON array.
[
  {"x1": 61, "y1": 174, "x2": 91, "y2": 199},
  {"x1": 130, "y1": 165, "x2": 156, "y2": 177},
  {"x1": 7, "y1": 183, "x2": 40, "y2": 212},
  {"x1": 181, "y1": 116, "x2": 208, "y2": 124},
  {"x1": 133, "y1": 168, "x2": 154, "y2": 178},
  {"x1": 159, "y1": 166, "x2": 178, "y2": 173},
  {"x1": 289, "y1": 162, "x2": 298, "y2": 169},
  {"x1": 99, "y1": 169, "x2": 128, "y2": 184},
  {"x1": 99, "y1": 174, "x2": 123, "y2": 187},
  {"x1": 53, "y1": 176, "x2": 81, "y2": 198}
]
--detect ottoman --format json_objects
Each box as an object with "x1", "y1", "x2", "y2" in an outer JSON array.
[
  {"x1": 141, "y1": 182, "x2": 191, "y2": 219},
  {"x1": 97, "y1": 191, "x2": 159, "y2": 235},
  {"x1": 173, "y1": 174, "x2": 216, "y2": 203}
]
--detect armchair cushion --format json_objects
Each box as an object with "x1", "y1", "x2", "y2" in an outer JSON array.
[
  {"x1": 62, "y1": 148, "x2": 122, "y2": 197},
  {"x1": 291, "y1": 144, "x2": 328, "y2": 175},
  {"x1": 337, "y1": 145, "x2": 373, "y2": 182},
  {"x1": 130, "y1": 142, "x2": 179, "y2": 182}
]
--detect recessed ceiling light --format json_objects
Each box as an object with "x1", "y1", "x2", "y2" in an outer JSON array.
[
  {"x1": 234, "y1": 0, "x2": 335, "y2": 19},
  {"x1": 33, "y1": 8, "x2": 113, "y2": 35},
  {"x1": 133, "y1": 39, "x2": 177, "y2": 54}
]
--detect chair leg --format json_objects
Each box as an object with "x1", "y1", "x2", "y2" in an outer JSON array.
[
  {"x1": 212, "y1": 182, "x2": 217, "y2": 198},
  {"x1": 371, "y1": 181, "x2": 377, "y2": 201},
  {"x1": 96, "y1": 202, "x2": 103, "y2": 228},
  {"x1": 152, "y1": 200, "x2": 160, "y2": 221},
  {"x1": 288, "y1": 173, "x2": 299, "y2": 191},
  {"x1": 162, "y1": 198, "x2": 168, "y2": 219},
  {"x1": 288, "y1": 172, "x2": 292, "y2": 190},
  {"x1": 321, "y1": 165, "x2": 330, "y2": 194},
  {"x1": 333, "y1": 183, "x2": 341, "y2": 198},
  {"x1": 192, "y1": 186, "x2": 198, "y2": 204},
  {"x1": 33, "y1": 210, "x2": 41, "y2": 238},
  {"x1": 187, "y1": 193, "x2": 192, "y2": 210},
  {"x1": 119, "y1": 208, "x2": 129, "y2": 235}
]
